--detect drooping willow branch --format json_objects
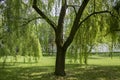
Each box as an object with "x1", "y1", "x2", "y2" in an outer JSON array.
[
  {"x1": 79, "y1": 10, "x2": 120, "y2": 37},
  {"x1": 104, "y1": 29, "x2": 120, "y2": 37},
  {"x1": 78, "y1": 10, "x2": 112, "y2": 27},
  {"x1": 21, "y1": 17, "x2": 42, "y2": 26},
  {"x1": 94, "y1": 0, "x2": 96, "y2": 12}
]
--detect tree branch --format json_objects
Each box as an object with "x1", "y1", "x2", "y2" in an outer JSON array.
[
  {"x1": 78, "y1": 10, "x2": 112, "y2": 27},
  {"x1": 104, "y1": 29, "x2": 120, "y2": 37},
  {"x1": 20, "y1": 17, "x2": 42, "y2": 26},
  {"x1": 63, "y1": 0, "x2": 90, "y2": 49},
  {"x1": 78, "y1": 10, "x2": 120, "y2": 37},
  {"x1": 32, "y1": 0, "x2": 57, "y2": 31},
  {"x1": 113, "y1": 29, "x2": 120, "y2": 31},
  {"x1": 57, "y1": 0, "x2": 67, "y2": 30},
  {"x1": 55, "y1": 0, "x2": 67, "y2": 47},
  {"x1": 67, "y1": 5, "x2": 80, "y2": 15},
  {"x1": 94, "y1": 0, "x2": 96, "y2": 12},
  {"x1": 67, "y1": 5, "x2": 80, "y2": 7}
]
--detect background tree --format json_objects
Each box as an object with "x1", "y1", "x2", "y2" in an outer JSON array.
[{"x1": 0, "y1": 0, "x2": 42, "y2": 67}]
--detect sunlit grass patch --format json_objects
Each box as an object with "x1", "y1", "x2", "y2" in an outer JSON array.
[{"x1": 88, "y1": 55, "x2": 120, "y2": 66}]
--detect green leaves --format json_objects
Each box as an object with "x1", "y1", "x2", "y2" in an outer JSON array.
[
  {"x1": 113, "y1": 0, "x2": 120, "y2": 14},
  {"x1": 0, "y1": 0, "x2": 42, "y2": 63}
]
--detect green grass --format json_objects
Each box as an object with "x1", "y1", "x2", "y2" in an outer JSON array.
[
  {"x1": 88, "y1": 55, "x2": 120, "y2": 66},
  {"x1": 0, "y1": 55, "x2": 120, "y2": 80}
]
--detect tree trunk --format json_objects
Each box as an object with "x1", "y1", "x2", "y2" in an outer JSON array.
[{"x1": 54, "y1": 46, "x2": 66, "y2": 76}]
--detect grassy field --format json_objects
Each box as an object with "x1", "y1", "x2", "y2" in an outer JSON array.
[{"x1": 0, "y1": 55, "x2": 120, "y2": 80}]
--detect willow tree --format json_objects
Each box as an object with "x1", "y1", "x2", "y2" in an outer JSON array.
[
  {"x1": 32, "y1": 0, "x2": 119, "y2": 76},
  {"x1": 0, "y1": 0, "x2": 42, "y2": 66}
]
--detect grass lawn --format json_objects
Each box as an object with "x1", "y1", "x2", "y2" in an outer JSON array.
[{"x1": 0, "y1": 55, "x2": 120, "y2": 80}]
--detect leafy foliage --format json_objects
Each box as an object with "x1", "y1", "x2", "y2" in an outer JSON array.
[
  {"x1": 67, "y1": 0, "x2": 120, "y2": 64},
  {"x1": 0, "y1": 0, "x2": 42, "y2": 65}
]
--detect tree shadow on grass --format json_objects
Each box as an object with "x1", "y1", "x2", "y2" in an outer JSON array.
[
  {"x1": 65, "y1": 64, "x2": 120, "y2": 80},
  {"x1": 0, "y1": 64, "x2": 120, "y2": 80},
  {"x1": 0, "y1": 66, "x2": 55, "y2": 80}
]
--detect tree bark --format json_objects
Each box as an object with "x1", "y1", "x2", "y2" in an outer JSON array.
[
  {"x1": 54, "y1": 46, "x2": 66, "y2": 76},
  {"x1": 54, "y1": 26, "x2": 67, "y2": 76},
  {"x1": 54, "y1": 0, "x2": 67, "y2": 76}
]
